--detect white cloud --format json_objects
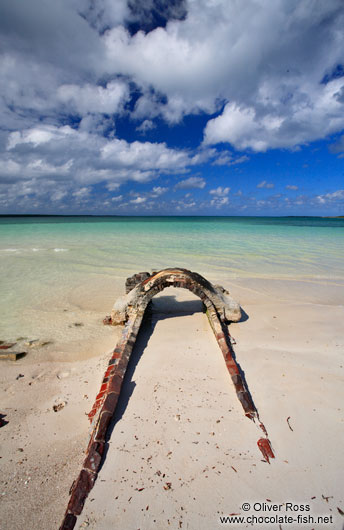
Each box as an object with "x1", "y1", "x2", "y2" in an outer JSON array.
[
  {"x1": 57, "y1": 81, "x2": 129, "y2": 116},
  {"x1": 174, "y1": 199, "x2": 197, "y2": 211},
  {"x1": 316, "y1": 189, "x2": 344, "y2": 203},
  {"x1": 257, "y1": 180, "x2": 274, "y2": 189},
  {"x1": 286, "y1": 184, "x2": 299, "y2": 190},
  {"x1": 204, "y1": 104, "x2": 261, "y2": 150},
  {"x1": 5, "y1": 124, "x2": 194, "y2": 184},
  {"x1": 50, "y1": 189, "x2": 67, "y2": 202},
  {"x1": 7, "y1": 126, "x2": 71, "y2": 149},
  {"x1": 1, "y1": 0, "x2": 344, "y2": 153},
  {"x1": 212, "y1": 151, "x2": 249, "y2": 166},
  {"x1": 80, "y1": 0, "x2": 129, "y2": 32},
  {"x1": 175, "y1": 176, "x2": 206, "y2": 189},
  {"x1": 1, "y1": 123, "x2": 208, "y2": 210},
  {"x1": 73, "y1": 187, "x2": 91, "y2": 199},
  {"x1": 136, "y1": 119, "x2": 156, "y2": 133},
  {"x1": 210, "y1": 196, "x2": 229, "y2": 208},
  {"x1": 209, "y1": 186, "x2": 230, "y2": 196},
  {"x1": 101, "y1": 138, "x2": 190, "y2": 171},
  {"x1": 130, "y1": 196, "x2": 146, "y2": 204},
  {"x1": 1, "y1": 0, "x2": 344, "y2": 212},
  {"x1": 204, "y1": 78, "x2": 344, "y2": 151},
  {"x1": 103, "y1": 1, "x2": 344, "y2": 149},
  {"x1": 151, "y1": 186, "x2": 168, "y2": 196}
]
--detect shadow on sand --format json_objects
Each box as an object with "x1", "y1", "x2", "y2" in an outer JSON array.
[{"x1": 100, "y1": 294, "x2": 253, "y2": 469}]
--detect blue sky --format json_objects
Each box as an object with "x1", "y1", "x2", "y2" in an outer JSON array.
[{"x1": 0, "y1": 0, "x2": 343, "y2": 216}]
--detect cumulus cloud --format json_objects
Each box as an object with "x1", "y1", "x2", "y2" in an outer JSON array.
[
  {"x1": 73, "y1": 187, "x2": 91, "y2": 199},
  {"x1": 151, "y1": 186, "x2": 168, "y2": 196},
  {"x1": 317, "y1": 189, "x2": 344, "y2": 204},
  {"x1": 80, "y1": 0, "x2": 129, "y2": 33},
  {"x1": 173, "y1": 199, "x2": 197, "y2": 211},
  {"x1": 130, "y1": 196, "x2": 146, "y2": 204},
  {"x1": 286, "y1": 184, "x2": 299, "y2": 190},
  {"x1": 257, "y1": 180, "x2": 274, "y2": 189},
  {"x1": 5, "y1": 124, "x2": 192, "y2": 183},
  {"x1": 210, "y1": 196, "x2": 229, "y2": 208},
  {"x1": 204, "y1": 77, "x2": 344, "y2": 151},
  {"x1": 136, "y1": 119, "x2": 156, "y2": 133},
  {"x1": 57, "y1": 81, "x2": 129, "y2": 117},
  {"x1": 209, "y1": 186, "x2": 230, "y2": 196},
  {"x1": 212, "y1": 151, "x2": 249, "y2": 166},
  {"x1": 103, "y1": 1, "x2": 344, "y2": 149},
  {"x1": 175, "y1": 176, "x2": 206, "y2": 189},
  {"x1": 205, "y1": 104, "x2": 261, "y2": 150},
  {"x1": 101, "y1": 137, "x2": 191, "y2": 171},
  {"x1": 1, "y1": 123, "x2": 205, "y2": 210},
  {"x1": 1, "y1": 1, "x2": 344, "y2": 148},
  {"x1": 1, "y1": 0, "x2": 344, "y2": 212},
  {"x1": 7, "y1": 125, "x2": 76, "y2": 149}
]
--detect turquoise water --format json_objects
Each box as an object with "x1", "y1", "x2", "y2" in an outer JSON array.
[{"x1": 1, "y1": 216, "x2": 343, "y2": 339}]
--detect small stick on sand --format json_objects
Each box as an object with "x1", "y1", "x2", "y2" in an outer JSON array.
[{"x1": 286, "y1": 416, "x2": 293, "y2": 431}]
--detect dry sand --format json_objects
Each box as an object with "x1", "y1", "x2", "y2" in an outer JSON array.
[{"x1": 1, "y1": 282, "x2": 343, "y2": 529}]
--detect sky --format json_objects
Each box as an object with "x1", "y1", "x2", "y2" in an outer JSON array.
[{"x1": 0, "y1": 0, "x2": 343, "y2": 216}]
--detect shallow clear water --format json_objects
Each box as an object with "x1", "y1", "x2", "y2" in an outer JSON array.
[{"x1": 1, "y1": 215, "x2": 343, "y2": 339}]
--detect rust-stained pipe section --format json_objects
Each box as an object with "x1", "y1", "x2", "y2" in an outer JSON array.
[{"x1": 59, "y1": 268, "x2": 274, "y2": 530}]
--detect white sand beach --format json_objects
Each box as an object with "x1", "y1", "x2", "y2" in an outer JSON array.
[{"x1": 1, "y1": 280, "x2": 343, "y2": 529}]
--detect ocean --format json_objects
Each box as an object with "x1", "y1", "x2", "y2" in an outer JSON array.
[{"x1": 1, "y1": 216, "x2": 343, "y2": 347}]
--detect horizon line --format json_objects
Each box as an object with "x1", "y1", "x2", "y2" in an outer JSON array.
[{"x1": 1, "y1": 214, "x2": 343, "y2": 219}]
